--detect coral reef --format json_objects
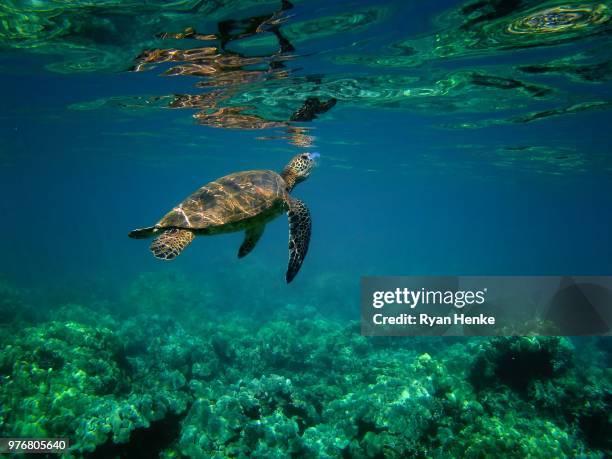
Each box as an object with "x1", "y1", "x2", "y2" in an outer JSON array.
[
  {"x1": 469, "y1": 336, "x2": 574, "y2": 393},
  {"x1": 0, "y1": 317, "x2": 195, "y2": 453},
  {"x1": 0, "y1": 276, "x2": 610, "y2": 458}
]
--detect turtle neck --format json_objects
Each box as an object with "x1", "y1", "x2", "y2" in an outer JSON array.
[{"x1": 281, "y1": 168, "x2": 299, "y2": 192}]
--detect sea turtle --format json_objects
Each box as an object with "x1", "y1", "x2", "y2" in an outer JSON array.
[{"x1": 128, "y1": 152, "x2": 317, "y2": 283}]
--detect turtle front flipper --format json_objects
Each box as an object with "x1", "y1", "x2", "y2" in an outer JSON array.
[
  {"x1": 286, "y1": 198, "x2": 311, "y2": 283},
  {"x1": 238, "y1": 225, "x2": 265, "y2": 258},
  {"x1": 150, "y1": 229, "x2": 195, "y2": 260}
]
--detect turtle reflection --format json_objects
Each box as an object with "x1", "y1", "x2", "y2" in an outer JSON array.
[
  {"x1": 132, "y1": 0, "x2": 336, "y2": 147},
  {"x1": 192, "y1": 102, "x2": 334, "y2": 150}
]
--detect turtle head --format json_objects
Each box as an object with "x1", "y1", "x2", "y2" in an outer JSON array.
[{"x1": 282, "y1": 152, "x2": 318, "y2": 191}]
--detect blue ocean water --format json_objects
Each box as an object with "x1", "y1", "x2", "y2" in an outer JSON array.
[{"x1": 0, "y1": 0, "x2": 611, "y2": 457}]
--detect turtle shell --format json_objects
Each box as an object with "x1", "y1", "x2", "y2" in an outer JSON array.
[{"x1": 156, "y1": 170, "x2": 288, "y2": 231}]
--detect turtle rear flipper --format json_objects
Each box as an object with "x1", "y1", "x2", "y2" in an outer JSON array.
[
  {"x1": 238, "y1": 225, "x2": 265, "y2": 258},
  {"x1": 150, "y1": 229, "x2": 195, "y2": 260},
  {"x1": 128, "y1": 226, "x2": 157, "y2": 239},
  {"x1": 286, "y1": 198, "x2": 311, "y2": 283}
]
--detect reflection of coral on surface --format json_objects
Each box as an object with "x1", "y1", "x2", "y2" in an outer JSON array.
[{"x1": 507, "y1": 4, "x2": 610, "y2": 35}]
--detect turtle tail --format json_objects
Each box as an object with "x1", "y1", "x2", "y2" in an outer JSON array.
[{"x1": 150, "y1": 229, "x2": 195, "y2": 260}]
